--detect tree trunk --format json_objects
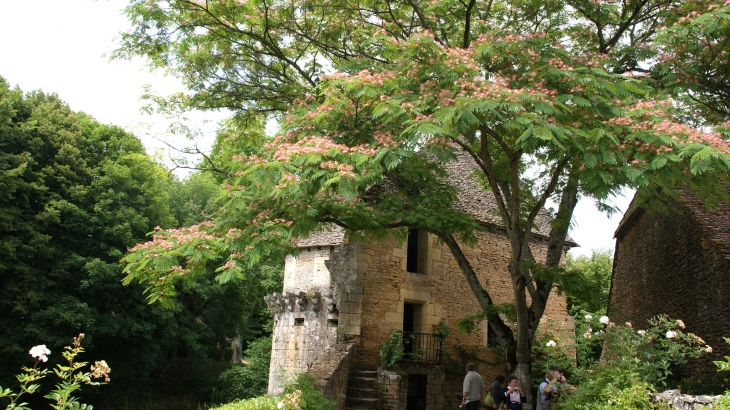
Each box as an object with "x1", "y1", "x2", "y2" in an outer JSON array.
[{"x1": 230, "y1": 334, "x2": 243, "y2": 364}]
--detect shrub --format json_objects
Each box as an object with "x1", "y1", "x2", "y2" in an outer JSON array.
[
  {"x1": 213, "y1": 337, "x2": 272, "y2": 404},
  {"x1": 379, "y1": 329, "x2": 405, "y2": 368},
  {"x1": 0, "y1": 334, "x2": 110, "y2": 410},
  {"x1": 556, "y1": 315, "x2": 709, "y2": 410},
  {"x1": 284, "y1": 374, "x2": 335, "y2": 410},
  {"x1": 208, "y1": 374, "x2": 335, "y2": 410}
]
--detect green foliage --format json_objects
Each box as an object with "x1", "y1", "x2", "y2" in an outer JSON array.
[
  {"x1": 166, "y1": 172, "x2": 222, "y2": 227},
  {"x1": 115, "y1": 0, "x2": 730, "y2": 394},
  {"x1": 0, "y1": 78, "x2": 275, "y2": 410},
  {"x1": 454, "y1": 303, "x2": 516, "y2": 335},
  {"x1": 379, "y1": 329, "x2": 405, "y2": 369},
  {"x1": 209, "y1": 395, "x2": 280, "y2": 410},
  {"x1": 557, "y1": 316, "x2": 710, "y2": 409},
  {"x1": 0, "y1": 77, "x2": 177, "y2": 386},
  {"x1": 435, "y1": 318, "x2": 450, "y2": 342},
  {"x1": 0, "y1": 334, "x2": 109, "y2": 410},
  {"x1": 213, "y1": 337, "x2": 272, "y2": 404},
  {"x1": 208, "y1": 374, "x2": 335, "y2": 410},
  {"x1": 531, "y1": 321, "x2": 577, "y2": 387},
  {"x1": 283, "y1": 374, "x2": 336, "y2": 410},
  {"x1": 560, "y1": 250, "x2": 613, "y2": 316},
  {"x1": 715, "y1": 338, "x2": 730, "y2": 373}
]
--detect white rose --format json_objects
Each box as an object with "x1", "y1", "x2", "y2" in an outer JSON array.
[
  {"x1": 666, "y1": 331, "x2": 676, "y2": 339},
  {"x1": 599, "y1": 316, "x2": 610, "y2": 325},
  {"x1": 29, "y1": 345, "x2": 51, "y2": 362},
  {"x1": 637, "y1": 330, "x2": 646, "y2": 336},
  {"x1": 584, "y1": 314, "x2": 592, "y2": 321},
  {"x1": 546, "y1": 340, "x2": 557, "y2": 347}
]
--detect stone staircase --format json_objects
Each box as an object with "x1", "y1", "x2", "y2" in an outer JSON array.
[{"x1": 344, "y1": 369, "x2": 382, "y2": 410}]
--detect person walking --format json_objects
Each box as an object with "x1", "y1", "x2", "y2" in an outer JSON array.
[{"x1": 460, "y1": 363, "x2": 485, "y2": 410}]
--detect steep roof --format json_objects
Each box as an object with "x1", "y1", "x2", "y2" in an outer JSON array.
[
  {"x1": 679, "y1": 191, "x2": 730, "y2": 261},
  {"x1": 298, "y1": 151, "x2": 576, "y2": 248},
  {"x1": 615, "y1": 187, "x2": 730, "y2": 261}
]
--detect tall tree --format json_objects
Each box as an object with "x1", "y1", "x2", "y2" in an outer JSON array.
[
  {"x1": 118, "y1": 0, "x2": 730, "y2": 401},
  {"x1": 0, "y1": 79, "x2": 260, "y2": 395}
]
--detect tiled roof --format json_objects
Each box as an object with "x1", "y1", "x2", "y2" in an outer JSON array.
[
  {"x1": 678, "y1": 188, "x2": 730, "y2": 261},
  {"x1": 615, "y1": 187, "x2": 730, "y2": 261},
  {"x1": 442, "y1": 151, "x2": 555, "y2": 237},
  {"x1": 298, "y1": 151, "x2": 575, "y2": 247},
  {"x1": 296, "y1": 225, "x2": 346, "y2": 247}
]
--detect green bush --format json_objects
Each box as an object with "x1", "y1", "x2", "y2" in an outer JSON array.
[
  {"x1": 556, "y1": 315, "x2": 709, "y2": 410},
  {"x1": 284, "y1": 374, "x2": 336, "y2": 410},
  {"x1": 209, "y1": 373, "x2": 335, "y2": 410},
  {"x1": 213, "y1": 337, "x2": 272, "y2": 404},
  {"x1": 379, "y1": 329, "x2": 405, "y2": 368},
  {"x1": 209, "y1": 395, "x2": 280, "y2": 410}
]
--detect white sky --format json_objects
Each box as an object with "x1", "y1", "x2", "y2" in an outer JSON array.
[{"x1": 0, "y1": 0, "x2": 632, "y2": 256}]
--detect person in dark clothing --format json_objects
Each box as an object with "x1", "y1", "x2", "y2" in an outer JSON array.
[
  {"x1": 488, "y1": 374, "x2": 505, "y2": 409},
  {"x1": 502, "y1": 375, "x2": 526, "y2": 410}
]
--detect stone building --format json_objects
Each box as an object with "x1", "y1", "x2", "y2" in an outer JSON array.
[
  {"x1": 609, "y1": 188, "x2": 730, "y2": 379},
  {"x1": 264, "y1": 152, "x2": 576, "y2": 409}
]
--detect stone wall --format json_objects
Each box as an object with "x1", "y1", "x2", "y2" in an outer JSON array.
[
  {"x1": 306, "y1": 342, "x2": 356, "y2": 410},
  {"x1": 345, "y1": 229, "x2": 570, "y2": 368},
  {"x1": 377, "y1": 369, "x2": 408, "y2": 410},
  {"x1": 652, "y1": 390, "x2": 723, "y2": 408},
  {"x1": 610, "y1": 203, "x2": 730, "y2": 379},
  {"x1": 267, "y1": 248, "x2": 339, "y2": 394},
  {"x1": 267, "y1": 228, "x2": 572, "y2": 404}
]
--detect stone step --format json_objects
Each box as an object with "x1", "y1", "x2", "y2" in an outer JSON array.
[
  {"x1": 347, "y1": 386, "x2": 378, "y2": 398},
  {"x1": 348, "y1": 376, "x2": 378, "y2": 389},
  {"x1": 354, "y1": 370, "x2": 377, "y2": 377},
  {"x1": 345, "y1": 396, "x2": 381, "y2": 408}
]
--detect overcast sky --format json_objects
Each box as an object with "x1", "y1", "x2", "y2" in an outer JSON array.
[{"x1": 0, "y1": 0, "x2": 633, "y2": 256}]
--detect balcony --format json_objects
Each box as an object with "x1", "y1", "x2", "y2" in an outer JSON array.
[{"x1": 401, "y1": 332, "x2": 443, "y2": 364}]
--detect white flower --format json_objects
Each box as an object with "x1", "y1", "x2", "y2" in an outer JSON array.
[
  {"x1": 637, "y1": 330, "x2": 646, "y2": 336},
  {"x1": 29, "y1": 345, "x2": 51, "y2": 362},
  {"x1": 666, "y1": 331, "x2": 676, "y2": 339},
  {"x1": 599, "y1": 316, "x2": 610, "y2": 325},
  {"x1": 277, "y1": 402, "x2": 284, "y2": 409},
  {"x1": 676, "y1": 320, "x2": 685, "y2": 329},
  {"x1": 584, "y1": 314, "x2": 593, "y2": 321},
  {"x1": 706, "y1": 345, "x2": 713, "y2": 353},
  {"x1": 583, "y1": 331, "x2": 592, "y2": 339},
  {"x1": 546, "y1": 340, "x2": 557, "y2": 347}
]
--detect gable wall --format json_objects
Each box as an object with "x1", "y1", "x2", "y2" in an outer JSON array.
[{"x1": 610, "y1": 206, "x2": 730, "y2": 378}]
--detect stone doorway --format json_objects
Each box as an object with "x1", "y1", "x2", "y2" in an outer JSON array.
[
  {"x1": 406, "y1": 373, "x2": 427, "y2": 410},
  {"x1": 403, "y1": 302, "x2": 423, "y2": 354}
]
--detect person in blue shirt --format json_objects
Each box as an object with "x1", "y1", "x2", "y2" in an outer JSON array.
[{"x1": 537, "y1": 366, "x2": 567, "y2": 410}]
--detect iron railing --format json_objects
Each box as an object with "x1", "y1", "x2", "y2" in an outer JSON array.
[{"x1": 400, "y1": 332, "x2": 443, "y2": 364}]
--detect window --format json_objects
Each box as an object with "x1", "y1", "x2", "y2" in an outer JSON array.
[
  {"x1": 487, "y1": 323, "x2": 501, "y2": 348},
  {"x1": 406, "y1": 229, "x2": 429, "y2": 274},
  {"x1": 294, "y1": 318, "x2": 304, "y2": 326}
]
